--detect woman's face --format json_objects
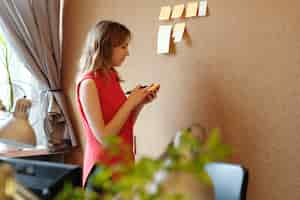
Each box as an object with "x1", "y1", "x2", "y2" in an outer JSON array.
[{"x1": 111, "y1": 37, "x2": 130, "y2": 67}]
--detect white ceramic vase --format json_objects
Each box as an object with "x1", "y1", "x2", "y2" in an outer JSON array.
[{"x1": 0, "y1": 97, "x2": 36, "y2": 146}]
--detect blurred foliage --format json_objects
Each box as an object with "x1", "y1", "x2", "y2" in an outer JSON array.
[
  {"x1": 55, "y1": 128, "x2": 232, "y2": 200},
  {"x1": 0, "y1": 32, "x2": 14, "y2": 112}
]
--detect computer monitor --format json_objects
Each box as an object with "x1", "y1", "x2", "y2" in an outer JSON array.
[{"x1": 0, "y1": 157, "x2": 82, "y2": 200}]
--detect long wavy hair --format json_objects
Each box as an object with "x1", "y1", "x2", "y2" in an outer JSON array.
[{"x1": 79, "y1": 20, "x2": 131, "y2": 80}]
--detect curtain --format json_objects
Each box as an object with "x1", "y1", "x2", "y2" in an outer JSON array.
[{"x1": 0, "y1": 0, "x2": 77, "y2": 150}]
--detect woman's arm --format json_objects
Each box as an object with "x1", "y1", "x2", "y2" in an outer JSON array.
[
  {"x1": 131, "y1": 89, "x2": 158, "y2": 123},
  {"x1": 131, "y1": 104, "x2": 144, "y2": 124},
  {"x1": 79, "y1": 79, "x2": 148, "y2": 143}
]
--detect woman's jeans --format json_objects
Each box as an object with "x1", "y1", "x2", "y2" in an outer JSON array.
[{"x1": 85, "y1": 166, "x2": 105, "y2": 198}]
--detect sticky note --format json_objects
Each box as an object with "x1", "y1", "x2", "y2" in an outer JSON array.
[
  {"x1": 198, "y1": 0, "x2": 208, "y2": 16},
  {"x1": 171, "y1": 4, "x2": 185, "y2": 19},
  {"x1": 159, "y1": 6, "x2": 171, "y2": 20},
  {"x1": 185, "y1": 2, "x2": 198, "y2": 18},
  {"x1": 157, "y1": 25, "x2": 172, "y2": 54},
  {"x1": 172, "y1": 22, "x2": 186, "y2": 43}
]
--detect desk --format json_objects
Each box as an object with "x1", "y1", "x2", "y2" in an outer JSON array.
[{"x1": 0, "y1": 143, "x2": 65, "y2": 162}]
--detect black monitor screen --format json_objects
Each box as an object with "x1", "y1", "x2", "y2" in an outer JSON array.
[{"x1": 0, "y1": 157, "x2": 81, "y2": 199}]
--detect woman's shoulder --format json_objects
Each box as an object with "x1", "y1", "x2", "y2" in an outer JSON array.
[
  {"x1": 78, "y1": 70, "x2": 95, "y2": 79},
  {"x1": 96, "y1": 68, "x2": 119, "y2": 83},
  {"x1": 79, "y1": 78, "x2": 97, "y2": 93},
  {"x1": 77, "y1": 69, "x2": 106, "y2": 82},
  {"x1": 77, "y1": 69, "x2": 117, "y2": 88}
]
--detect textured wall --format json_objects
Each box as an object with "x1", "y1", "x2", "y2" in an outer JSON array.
[{"x1": 62, "y1": 0, "x2": 300, "y2": 199}]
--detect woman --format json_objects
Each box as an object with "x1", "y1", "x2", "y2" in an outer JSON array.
[{"x1": 76, "y1": 20, "x2": 159, "y2": 188}]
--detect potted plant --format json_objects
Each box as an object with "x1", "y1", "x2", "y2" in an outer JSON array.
[
  {"x1": 55, "y1": 127, "x2": 232, "y2": 200},
  {"x1": 0, "y1": 32, "x2": 14, "y2": 112}
]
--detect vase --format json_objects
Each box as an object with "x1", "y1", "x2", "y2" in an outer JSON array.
[{"x1": 0, "y1": 97, "x2": 36, "y2": 146}]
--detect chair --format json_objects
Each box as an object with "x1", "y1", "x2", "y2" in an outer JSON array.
[{"x1": 204, "y1": 162, "x2": 249, "y2": 200}]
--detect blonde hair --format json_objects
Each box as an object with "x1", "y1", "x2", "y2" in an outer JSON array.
[{"x1": 79, "y1": 20, "x2": 131, "y2": 79}]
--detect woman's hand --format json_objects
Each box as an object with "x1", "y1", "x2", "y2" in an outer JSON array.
[
  {"x1": 129, "y1": 84, "x2": 160, "y2": 123},
  {"x1": 142, "y1": 84, "x2": 159, "y2": 105},
  {"x1": 142, "y1": 90, "x2": 157, "y2": 105},
  {"x1": 126, "y1": 85, "x2": 150, "y2": 109}
]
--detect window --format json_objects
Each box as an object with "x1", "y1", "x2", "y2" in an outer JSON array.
[{"x1": 0, "y1": 29, "x2": 46, "y2": 147}]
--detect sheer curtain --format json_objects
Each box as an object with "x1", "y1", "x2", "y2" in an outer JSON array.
[
  {"x1": 0, "y1": 30, "x2": 44, "y2": 145},
  {"x1": 0, "y1": 0, "x2": 77, "y2": 150}
]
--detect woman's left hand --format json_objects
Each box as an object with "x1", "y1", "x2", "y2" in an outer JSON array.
[{"x1": 142, "y1": 91, "x2": 157, "y2": 105}]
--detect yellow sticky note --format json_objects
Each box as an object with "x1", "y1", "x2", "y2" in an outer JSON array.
[
  {"x1": 171, "y1": 4, "x2": 185, "y2": 19},
  {"x1": 172, "y1": 22, "x2": 186, "y2": 43},
  {"x1": 159, "y1": 6, "x2": 171, "y2": 20},
  {"x1": 198, "y1": 0, "x2": 208, "y2": 16},
  {"x1": 185, "y1": 2, "x2": 198, "y2": 18},
  {"x1": 157, "y1": 25, "x2": 172, "y2": 54}
]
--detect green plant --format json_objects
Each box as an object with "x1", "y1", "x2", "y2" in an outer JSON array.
[
  {"x1": 55, "y1": 128, "x2": 232, "y2": 200},
  {"x1": 0, "y1": 33, "x2": 14, "y2": 112}
]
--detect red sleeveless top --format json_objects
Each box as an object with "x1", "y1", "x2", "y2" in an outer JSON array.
[{"x1": 76, "y1": 69, "x2": 135, "y2": 187}]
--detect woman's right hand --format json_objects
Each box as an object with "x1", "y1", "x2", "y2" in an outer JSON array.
[{"x1": 126, "y1": 85, "x2": 149, "y2": 109}]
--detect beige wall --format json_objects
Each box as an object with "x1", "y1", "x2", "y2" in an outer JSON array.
[{"x1": 62, "y1": 0, "x2": 300, "y2": 199}]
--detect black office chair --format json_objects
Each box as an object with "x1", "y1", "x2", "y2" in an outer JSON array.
[{"x1": 204, "y1": 162, "x2": 249, "y2": 200}]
